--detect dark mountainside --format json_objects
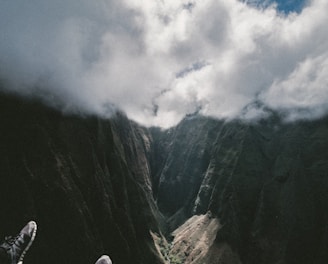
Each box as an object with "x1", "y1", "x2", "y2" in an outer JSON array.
[
  {"x1": 1, "y1": 92, "x2": 328, "y2": 264},
  {"x1": 152, "y1": 115, "x2": 328, "y2": 264},
  {"x1": 0, "y1": 93, "x2": 163, "y2": 264}
]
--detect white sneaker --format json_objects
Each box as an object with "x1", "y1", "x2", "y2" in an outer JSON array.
[
  {"x1": 0, "y1": 221, "x2": 37, "y2": 264},
  {"x1": 95, "y1": 255, "x2": 112, "y2": 264}
]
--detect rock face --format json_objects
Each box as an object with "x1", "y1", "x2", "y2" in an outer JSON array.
[
  {"x1": 152, "y1": 115, "x2": 328, "y2": 264},
  {"x1": 169, "y1": 212, "x2": 223, "y2": 264},
  {"x1": 1, "y1": 92, "x2": 328, "y2": 264},
  {"x1": 0, "y1": 93, "x2": 162, "y2": 264},
  {"x1": 150, "y1": 117, "x2": 223, "y2": 231}
]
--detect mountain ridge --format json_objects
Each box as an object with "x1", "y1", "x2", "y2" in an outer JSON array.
[{"x1": 1, "y1": 92, "x2": 328, "y2": 264}]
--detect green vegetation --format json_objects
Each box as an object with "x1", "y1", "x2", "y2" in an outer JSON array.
[
  {"x1": 153, "y1": 233, "x2": 185, "y2": 264},
  {"x1": 169, "y1": 254, "x2": 184, "y2": 264}
]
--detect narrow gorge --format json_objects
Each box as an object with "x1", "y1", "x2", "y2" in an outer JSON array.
[{"x1": 1, "y1": 92, "x2": 328, "y2": 264}]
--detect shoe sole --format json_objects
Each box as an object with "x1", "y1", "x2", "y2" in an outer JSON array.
[{"x1": 17, "y1": 221, "x2": 37, "y2": 264}]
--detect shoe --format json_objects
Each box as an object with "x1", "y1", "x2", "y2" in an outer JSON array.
[
  {"x1": 95, "y1": 255, "x2": 112, "y2": 264},
  {"x1": 0, "y1": 221, "x2": 37, "y2": 264}
]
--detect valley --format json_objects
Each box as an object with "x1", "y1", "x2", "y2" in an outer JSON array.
[{"x1": 0, "y1": 93, "x2": 328, "y2": 264}]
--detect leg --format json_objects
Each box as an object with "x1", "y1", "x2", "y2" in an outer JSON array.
[{"x1": 0, "y1": 248, "x2": 8, "y2": 264}]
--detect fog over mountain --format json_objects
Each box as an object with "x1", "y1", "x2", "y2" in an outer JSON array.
[{"x1": 1, "y1": 0, "x2": 327, "y2": 127}]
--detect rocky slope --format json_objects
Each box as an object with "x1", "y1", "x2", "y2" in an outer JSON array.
[
  {"x1": 0, "y1": 93, "x2": 162, "y2": 264},
  {"x1": 152, "y1": 115, "x2": 328, "y2": 264},
  {"x1": 1, "y1": 91, "x2": 328, "y2": 264}
]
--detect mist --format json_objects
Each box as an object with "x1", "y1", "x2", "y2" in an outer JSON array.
[{"x1": 1, "y1": 0, "x2": 327, "y2": 128}]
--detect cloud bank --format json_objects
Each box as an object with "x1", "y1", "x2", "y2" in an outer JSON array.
[{"x1": 0, "y1": 0, "x2": 327, "y2": 127}]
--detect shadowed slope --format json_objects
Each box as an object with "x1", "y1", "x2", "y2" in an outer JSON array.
[
  {"x1": 152, "y1": 115, "x2": 328, "y2": 264},
  {"x1": 1, "y1": 91, "x2": 328, "y2": 264},
  {"x1": 0, "y1": 92, "x2": 163, "y2": 264}
]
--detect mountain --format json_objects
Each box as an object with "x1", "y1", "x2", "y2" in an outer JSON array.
[
  {"x1": 151, "y1": 115, "x2": 328, "y2": 264},
  {"x1": 0, "y1": 92, "x2": 162, "y2": 264},
  {"x1": 0, "y1": 92, "x2": 328, "y2": 264}
]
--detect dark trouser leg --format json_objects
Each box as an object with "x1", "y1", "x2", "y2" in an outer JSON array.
[{"x1": 0, "y1": 248, "x2": 7, "y2": 264}]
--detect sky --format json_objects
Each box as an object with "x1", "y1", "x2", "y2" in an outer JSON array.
[
  {"x1": 244, "y1": 0, "x2": 306, "y2": 13},
  {"x1": 0, "y1": 0, "x2": 328, "y2": 128}
]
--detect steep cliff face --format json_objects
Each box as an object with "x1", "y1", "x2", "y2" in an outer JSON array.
[
  {"x1": 150, "y1": 117, "x2": 223, "y2": 231},
  {"x1": 152, "y1": 116, "x2": 328, "y2": 264},
  {"x1": 0, "y1": 93, "x2": 162, "y2": 264},
  {"x1": 1, "y1": 92, "x2": 328, "y2": 264}
]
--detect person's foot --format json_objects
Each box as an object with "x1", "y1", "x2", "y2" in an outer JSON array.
[
  {"x1": 95, "y1": 255, "x2": 112, "y2": 264},
  {"x1": 0, "y1": 221, "x2": 37, "y2": 264}
]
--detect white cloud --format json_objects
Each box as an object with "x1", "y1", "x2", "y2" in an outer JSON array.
[
  {"x1": 0, "y1": 0, "x2": 327, "y2": 127},
  {"x1": 262, "y1": 54, "x2": 328, "y2": 113}
]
